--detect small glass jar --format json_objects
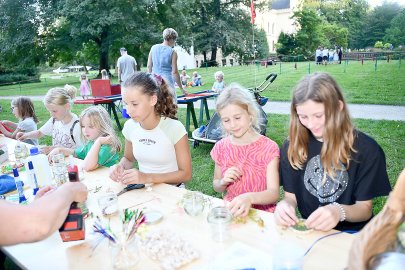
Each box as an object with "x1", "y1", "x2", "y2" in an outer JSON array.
[
  {"x1": 52, "y1": 154, "x2": 68, "y2": 186},
  {"x1": 182, "y1": 191, "x2": 205, "y2": 216},
  {"x1": 98, "y1": 192, "x2": 119, "y2": 216},
  {"x1": 207, "y1": 206, "x2": 232, "y2": 242},
  {"x1": 110, "y1": 233, "x2": 139, "y2": 269}
]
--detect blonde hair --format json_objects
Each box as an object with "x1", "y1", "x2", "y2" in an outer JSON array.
[
  {"x1": 101, "y1": 69, "x2": 109, "y2": 79},
  {"x1": 43, "y1": 85, "x2": 77, "y2": 106},
  {"x1": 216, "y1": 83, "x2": 260, "y2": 133},
  {"x1": 288, "y1": 72, "x2": 355, "y2": 178},
  {"x1": 79, "y1": 106, "x2": 121, "y2": 153},
  {"x1": 163, "y1": 28, "x2": 178, "y2": 41},
  {"x1": 214, "y1": 71, "x2": 224, "y2": 79}
]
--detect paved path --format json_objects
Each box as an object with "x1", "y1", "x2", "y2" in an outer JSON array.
[{"x1": 1, "y1": 95, "x2": 404, "y2": 121}]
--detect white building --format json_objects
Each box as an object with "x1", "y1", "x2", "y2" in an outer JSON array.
[
  {"x1": 255, "y1": 0, "x2": 300, "y2": 53},
  {"x1": 176, "y1": 46, "x2": 239, "y2": 69},
  {"x1": 175, "y1": 46, "x2": 196, "y2": 70}
]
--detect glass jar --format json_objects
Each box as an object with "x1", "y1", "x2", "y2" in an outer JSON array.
[
  {"x1": 14, "y1": 142, "x2": 24, "y2": 165},
  {"x1": 110, "y1": 233, "x2": 139, "y2": 269},
  {"x1": 207, "y1": 206, "x2": 232, "y2": 242},
  {"x1": 182, "y1": 191, "x2": 205, "y2": 216},
  {"x1": 52, "y1": 154, "x2": 68, "y2": 186}
]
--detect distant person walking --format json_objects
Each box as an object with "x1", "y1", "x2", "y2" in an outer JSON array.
[
  {"x1": 117, "y1": 48, "x2": 137, "y2": 85},
  {"x1": 147, "y1": 28, "x2": 187, "y2": 102}
]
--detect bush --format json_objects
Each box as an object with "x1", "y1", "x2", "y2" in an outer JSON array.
[{"x1": 0, "y1": 73, "x2": 40, "y2": 85}]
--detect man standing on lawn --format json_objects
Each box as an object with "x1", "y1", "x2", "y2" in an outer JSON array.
[{"x1": 117, "y1": 48, "x2": 137, "y2": 85}]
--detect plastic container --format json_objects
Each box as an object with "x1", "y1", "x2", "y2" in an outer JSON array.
[{"x1": 24, "y1": 147, "x2": 53, "y2": 187}]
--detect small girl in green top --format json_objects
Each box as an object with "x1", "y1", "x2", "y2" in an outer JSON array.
[{"x1": 48, "y1": 106, "x2": 121, "y2": 171}]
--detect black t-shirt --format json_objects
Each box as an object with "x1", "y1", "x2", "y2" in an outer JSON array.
[{"x1": 280, "y1": 130, "x2": 391, "y2": 231}]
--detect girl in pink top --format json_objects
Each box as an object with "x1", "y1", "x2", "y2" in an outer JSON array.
[
  {"x1": 211, "y1": 84, "x2": 280, "y2": 217},
  {"x1": 79, "y1": 74, "x2": 91, "y2": 99}
]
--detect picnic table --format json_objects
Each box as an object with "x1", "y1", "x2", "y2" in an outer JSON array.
[
  {"x1": 177, "y1": 90, "x2": 218, "y2": 134},
  {"x1": 1, "y1": 137, "x2": 355, "y2": 270},
  {"x1": 74, "y1": 95, "x2": 123, "y2": 130}
]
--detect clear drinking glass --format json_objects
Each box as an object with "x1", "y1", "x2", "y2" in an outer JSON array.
[
  {"x1": 52, "y1": 154, "x2": 68, "y2": 186},
  {"x1": 182, "y1": 191, "x2": 205, "y2": 216},
  {"x1": 207, "y1": 206, "x2": 232, "y2": 242}
]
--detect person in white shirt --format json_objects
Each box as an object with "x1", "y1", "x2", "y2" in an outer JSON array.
[{"x1": 109, "y1": 72, "x2": 192, "y2": 186}]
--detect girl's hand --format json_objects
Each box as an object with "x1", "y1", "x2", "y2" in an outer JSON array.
[
  {"x1": 120, "y1": 168, "x2": 146, "y2": 185},
  {"x1": 305, "y1": 204, "x2": 340, "y2": 231},
  {"x1": 222, "y1": 166, "x2": 242, "y2": 185},
  {"x1": 15, "y1": 132, "x2": 25, "y2": 141},
  {"x1": 48, "y1": 148, "x2": 61, "y2": 163},
  {"x1": 40, "y1": 146, "x2": 53, "y2": 155},
  {"x1": 274, "y1": 200, "x2": 299, "y2": 227},
  {"x1": 228, "y1": 193, "x2": 253, "y2": 217},
  {"x1": 97, "y1": 135, "x2": 112, "y2": 145},
  {"x1": 109, "y1": 164, "x2": 124, "y2": 182}
]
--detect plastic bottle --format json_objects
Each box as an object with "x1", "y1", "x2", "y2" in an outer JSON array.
[
  {"x1": 24, "y1": 147, "x2": 53, "y2": 187},
  {"x1": 27, "y1": 161, "x2": 39, "y2": 195},
  {"x1": 13, "y1": 168, "x2": 27, "y2": 203}
]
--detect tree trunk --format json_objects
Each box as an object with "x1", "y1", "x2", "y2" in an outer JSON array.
[
  {"x1": 98, "y1": 29, "x2": 110, "y2": 75},
  {"x1": 210, "y1": 47, "x2": 217, "y2": 63},
  {"x1": 203, "y1": 51, "x2": 207, "y2": 62}
]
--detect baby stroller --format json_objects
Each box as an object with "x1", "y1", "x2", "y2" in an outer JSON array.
[{"x1": 191, "y1": 73, "x2": 277, "y2": 148}]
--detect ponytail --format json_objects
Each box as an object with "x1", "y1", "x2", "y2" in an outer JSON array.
[{"x1": 123, "y1": 72, "x2": 177, "y2": 119}]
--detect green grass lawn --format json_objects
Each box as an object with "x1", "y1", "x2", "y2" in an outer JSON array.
[
  {"x1": 0, "y1": 60, "x2": 404, "y2": 105},
  {"x1": 0, "y1": 99, "x2": 404, "y2": 215}
]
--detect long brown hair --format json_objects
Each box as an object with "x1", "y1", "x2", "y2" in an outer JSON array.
[
  {"x1": 11, "y1": 97, "x2": 38, "y2": 123},
  {"x1": 123, "y1": 72, "x2": 177, "y2": 119},
  {"x1": 288, "y1": 73, "x2": 355, "y2": 178}
]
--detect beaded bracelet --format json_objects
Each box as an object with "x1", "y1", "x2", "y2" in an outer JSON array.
[{"x1": 332, "y1": 202, "x2": 346, "y2": 222}]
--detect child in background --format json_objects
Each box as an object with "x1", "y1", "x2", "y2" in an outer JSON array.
[
  {"x1": 109, "y1": 72, "x2": 192, "y2": 186},
  {"x1": 48, "y1": 106, "x2": 121, "y2": 171},
  {"x1": 16, "y1": 85, "x2": 83, "y2": 154},
  {"x1": 274, "y1": 73, "x2": 391, "y2": 232},
  {"x1": 211, "y1": 71, "x2": 226, "y2": 93},
  {"x1": 211, "y1": 84, "x2": 280, "y2": 217},
  {"x1": 0, "y1": 97, "x2": 39, "y2": 145},
  {"x1": 180, "y1": 70, "x2": 190, "y2": 87},
  {"x1": 80, "y1": 74, "x2": 91, "y2": 99},
  {"x1": 192, "y1": 71, "x2": 202, "y2": 86},
  {"x1": 101, "y1": 69, "x2": 109, "y2": 80}
]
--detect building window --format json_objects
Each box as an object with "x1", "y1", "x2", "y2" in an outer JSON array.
[
  {"x1": 272, "y1": 41, "x2": 275, "y2": 52},
  {"x1": 196, "y1": 61, "x2": 199, "y2": 67},
  {"x1": 222, "y1": 59, "x2": 226, "y2": 66},
  {"x1": 230, "y1": 59, "x2": 234, "y2": 66}
]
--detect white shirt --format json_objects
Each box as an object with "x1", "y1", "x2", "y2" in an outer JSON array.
[
  {"x1": 39, "y1": 114, "x2": 82, "y2": 149},
  {"x1": 122, "y1": 117, "x2": 187, "y2": 174}
]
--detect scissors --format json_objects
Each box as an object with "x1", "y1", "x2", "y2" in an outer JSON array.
[{"x1": 116, "y1": 184, "x2": 145, "y2": 196}]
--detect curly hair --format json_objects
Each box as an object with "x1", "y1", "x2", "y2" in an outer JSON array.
[{"x1": 123, "y1": 72, "x2": 177, "y2": 119}]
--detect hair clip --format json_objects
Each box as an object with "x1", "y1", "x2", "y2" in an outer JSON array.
[{"x1": 152, "y1": 74, "x2": 163, "y2": 87}]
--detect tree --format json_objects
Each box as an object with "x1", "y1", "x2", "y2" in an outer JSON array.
[
  {"x1": 362, "y1": 2, "x2": 401, "y2": 48},
  {"x1": 320, "y1": 24, "x2": 348, "y2": 49},
  {"x1": 305, "y1": 0, "x2": 369, "y2": 49},
  {"x1": 191, "y1": 0, "x2": 261, "y2": 65},
  {"x1": 0, "y1": 0, "x2": 43, "y2": 75},
  {"x1": 276, "y1": 32, "x2": 297, "y2": 56},
  {"x1": 384, "y1": 9, "x2": 405, "y2": 47},
  {"x1": 374, "y1": 41, "x2": 383, "y2": 49},
  {"x1": 292, "y1": 8, "x2": 323, "y2": 56}
]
